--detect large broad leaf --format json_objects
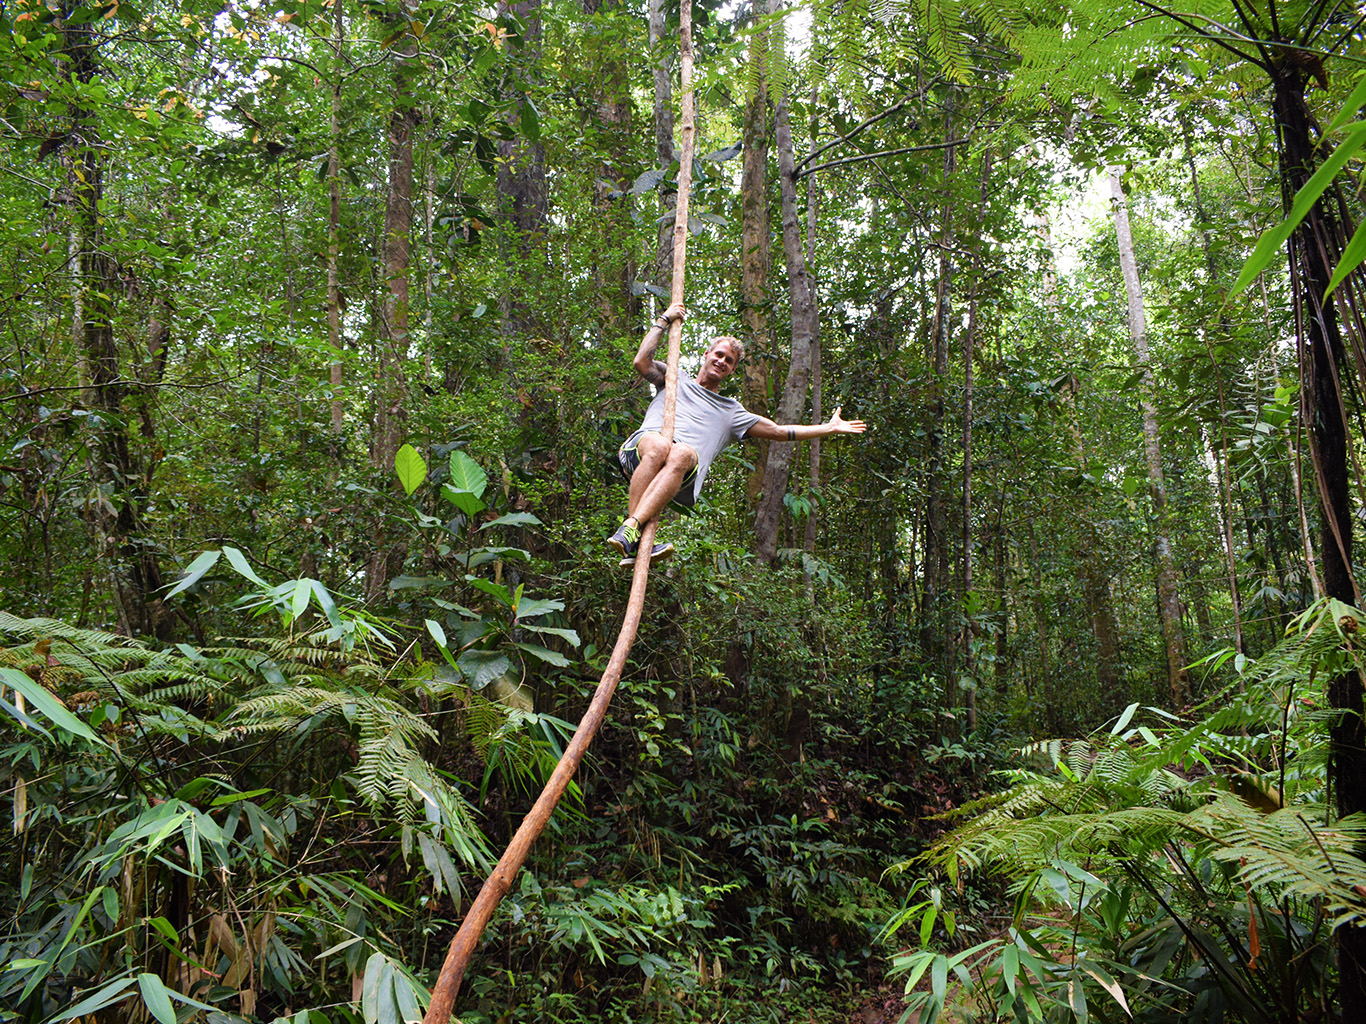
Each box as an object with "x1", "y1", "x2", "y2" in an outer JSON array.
[
  {"x1": 448, "y1": 450, "x2": 488, "y2": 498},
  {"x1": 395, "y1": 443, "x2": 427, "y2": 496},
  {"x1": 523, "y1": 624, "x2": 580, "y2": 647},
  {"x1": 456, "y1": 649, "x2": 512, "y2": 690},
  {"x1": 441, "y1": 484, "x2": 485, "y2": 516},
  {"x1": 513, "y1": 595, "x2": 564, "y2": 619},
  {"x1": 465, "y1": 575, "x2": 511, "y2": 607},
  {"x1": 0, "y1": 667, "x2": 98, "y2": 742},
  {"x1": 480, "y1": 512, "x2": 542, "y2": 530},
  {"x1": 514, "y1": 642, "x2": 570, "y2": 667},
  {"x1": 165, "y1": 549, "x2": 222, "y2": 598}
]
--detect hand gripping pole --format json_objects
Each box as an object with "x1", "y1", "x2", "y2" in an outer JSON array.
[{"x1": 420, "y1": 10, "x2": 697, "y2": 1022}]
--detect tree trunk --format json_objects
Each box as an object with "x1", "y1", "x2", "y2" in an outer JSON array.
[
  {"x1": 753, "y1": 81, "x2": 815, "y2": 565},
  {"x1": 920, "y1": 100, "x2": 955, "y2": 664},
  {"x1": 1108, "y1": 165, "x2": 1188, "y2": 705},
  {"x1": 326, "y1": 0, "x2": 346, "y2": 438},
  {"x1": 63, "y1": 7, "x2": 170, "y2": 640},
  {"x1": 1272, "y1": 64, "x2": 1366, "y2": 1014},
  {"x1": 803, "y1": 89, "x2": 821, "y2": 560},
  {"x1": 583, "y1": 0, "x2": 636, "y2": 344},
  {"x1": 367, "y1": 7, "x2": 418, "y2": 601},
  {"x1": 648, "y1": 0, "x2": 675, "y2": 288},
  {"x1": 740, "y1": 11, "x2": 772, "y2": 511}
]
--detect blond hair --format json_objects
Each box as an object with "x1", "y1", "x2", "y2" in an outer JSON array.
[{"x1": 708, "y1": 335, "x2": 746, "y2": 362}]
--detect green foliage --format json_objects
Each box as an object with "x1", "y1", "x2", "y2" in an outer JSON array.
[{"x1": 890, "y1": 598, "x2": 1366, "y2": 1021}]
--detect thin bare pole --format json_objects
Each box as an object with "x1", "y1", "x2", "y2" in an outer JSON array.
[{"x1": 419, "y1": 9, "x2": 696, "y2": 1021}]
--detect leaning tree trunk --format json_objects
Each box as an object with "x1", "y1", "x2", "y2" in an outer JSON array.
[
  {"x1": 753, "y1": 79, "x2": 816, "y2": 565},
  {"x1": 1272, "y1": 63, "x2": 1366, "y2": 1015},
  {"x1": 1108, "y1": 165, "x2": 1188, "y2": 706}
]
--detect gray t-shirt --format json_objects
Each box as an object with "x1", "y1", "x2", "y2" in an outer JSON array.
[{"x1": 638, "y1": 379, "x2": 761, "y2": 501}]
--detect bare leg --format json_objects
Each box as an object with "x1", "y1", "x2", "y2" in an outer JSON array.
[
  {"x1": 627, "y1": 433, "x2": 672, "y2": 520},
  {"x1": 630, "y1": 442, "x2": 697, "y2": 526}
]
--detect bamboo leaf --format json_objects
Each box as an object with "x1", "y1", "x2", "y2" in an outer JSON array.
[
  {"x1": 223, "y1": 546, "x2": 267, "y2": 586},
  {"x1": 166, "y1": 549, "x2": 222, "y2": 597},
  {"x1": 138, "y1": 973, "x2": 177, "y2": 1024},
  {"x1": 0, "y1": 668, "x2": 98, "y2": 742}
]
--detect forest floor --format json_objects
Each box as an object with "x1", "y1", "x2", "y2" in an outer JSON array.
[{"x1": 846, "y1": 985, "x2": 912, "y2": 1024}]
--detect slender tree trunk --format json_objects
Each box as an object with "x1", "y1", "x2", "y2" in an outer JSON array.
[
  {"x1": 804, "y1": 89, "x2": 821, "y2": 559},
  {"x1": 920, "y1": 100, "x2": 955, "y2": 663},
  {"x1": 1108, "y1": 165, "x2": 1188, "y2": 705},
  {"x1": 648, "y1": 0, "x2": 675, "y2": 288},
  {"x1": 583, "y1": 0, "x2": 636, "y2": 344},
  {"x1": 367, "y1": 7, "x2": 417, "y2": 601},
  {"x1": 753, "y1": 78, "x2": 816, "y2": 565},
  {"x1": 739, "y1": 11, "x2": 772, "y2": 511}
]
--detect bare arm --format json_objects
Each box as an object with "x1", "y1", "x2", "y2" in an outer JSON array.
[
  {"x1": 745, "y1": 406, "x2": 867, "y2": 441},
  {"x1": 632, "y1": 302, "x2": 686, "y2": 386}
]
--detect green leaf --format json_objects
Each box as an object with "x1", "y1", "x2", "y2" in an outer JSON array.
[
  {"x1": 389, "y1": 576, "x2": 453, "y2": 591},
  {"x1": 1326, "y1": 73, "x2": 1366, "y2": 134},
  {"x1": 441, "y1": 485, "x2": 485, "y2": 516},
  {"x1": 1325, "y1": 216, "x2": 1366, "y2": 298},
  {"x1": 0, "y1": 667, "x2": 98, "y2": 742},
  {"x1": 166, "y1": 549, "x2": 222, "y2": 598},
  {"x1": 223, "y1": 546, "x2": 267, "y2": 587},
  {"x1": 1232, "y1": 121, "x2": 1366, "y2": 296},
  {"x1": 53, "y1": 978, "x2": 138, "y2": 1021},
  {"x1": 138, "y1": 973, "x2": 177, "y2": 1024},
  {"x1": 448, "y1": 450, "x2": 488, "y2": 498},
  {"x1": 395, "y1": 443, "x2": 427, "y2": 496},
  {"x1": 465, "y1": 576, "x2": 511, "y2": 606},
  {"x1": 145, "y1": 916, "x2": 179, "y2": 943},
  {"x1": 513, "y1": 596, "x2": 563, "y2": 619},
  {"x1": 291, "y1": 579, "x2": 312, "y2": 619},
  {"x1": 480, "y1": 512, "x2": 542, "y2": 530},
  {"x1": 1110, "y1": 702, "x2": 1139, "y2": 735},
  {"x1": 513, "y1": 642, "x2": 571, "y2": 667},
  {"x1": 456, "y1": 649, "x2": 511, "y2": 690},
  {"x1": 523, "y1": 624, "x2": 580, "y2": 647},
  {"x1": 519, "y1": 100, "x2": 540, "y2": 143}
]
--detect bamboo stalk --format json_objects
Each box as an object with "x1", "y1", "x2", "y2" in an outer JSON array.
[{"x1": 418, "y1": 8, "x2": 695, "y2": 1021}]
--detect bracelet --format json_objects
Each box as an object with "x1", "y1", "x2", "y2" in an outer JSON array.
[{"x1": 786, "y1": 427, "x2": 796, "y2": 441}]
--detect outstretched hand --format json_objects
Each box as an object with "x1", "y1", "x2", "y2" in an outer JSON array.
[{"x1": 828, "y1": 406, "x2": 866, "y2": 434}]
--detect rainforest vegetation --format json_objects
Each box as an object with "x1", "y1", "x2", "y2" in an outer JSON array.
[{"x1": 3, "y1": 0, "x2": 1366, "y2": 1021}]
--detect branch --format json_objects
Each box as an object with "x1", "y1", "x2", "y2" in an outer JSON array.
[
  {"x1": 3, "y1": 376, "x2": 241, "y2": 401},
  {"x1": 797, "y1": 140, "x2": 968, "y2": 179},
  {"x1": 796, "y1": 98, "x2": 910, "y2": 169}
]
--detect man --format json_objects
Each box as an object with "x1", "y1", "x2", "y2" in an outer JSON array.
[{"x1": 609, "y1": 302, "x2": 867, "y2": 565}]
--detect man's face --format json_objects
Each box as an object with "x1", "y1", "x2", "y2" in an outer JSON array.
[{"x1": 697, "y1": 341, "x2": 740, "y2": 387}]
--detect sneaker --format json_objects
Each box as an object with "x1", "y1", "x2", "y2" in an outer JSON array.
[
  {"x1": 607, "y1": 519, "x2": 642, "y2": 559},
  {"x1": 619, "y1": 542, "x2": 675, "y2": 568}
]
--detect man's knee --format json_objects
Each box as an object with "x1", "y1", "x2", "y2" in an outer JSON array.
[
  {"x1": 636, "y1": 433, "x2": 669, "y2": 465},
  {"x1": 666, "y1": 443, "x2": 698, "y2": 471}
]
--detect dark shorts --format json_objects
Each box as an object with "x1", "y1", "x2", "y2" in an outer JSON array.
[{"x1": 617, "y1": 429, "x2": 698, "y2": 509}]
